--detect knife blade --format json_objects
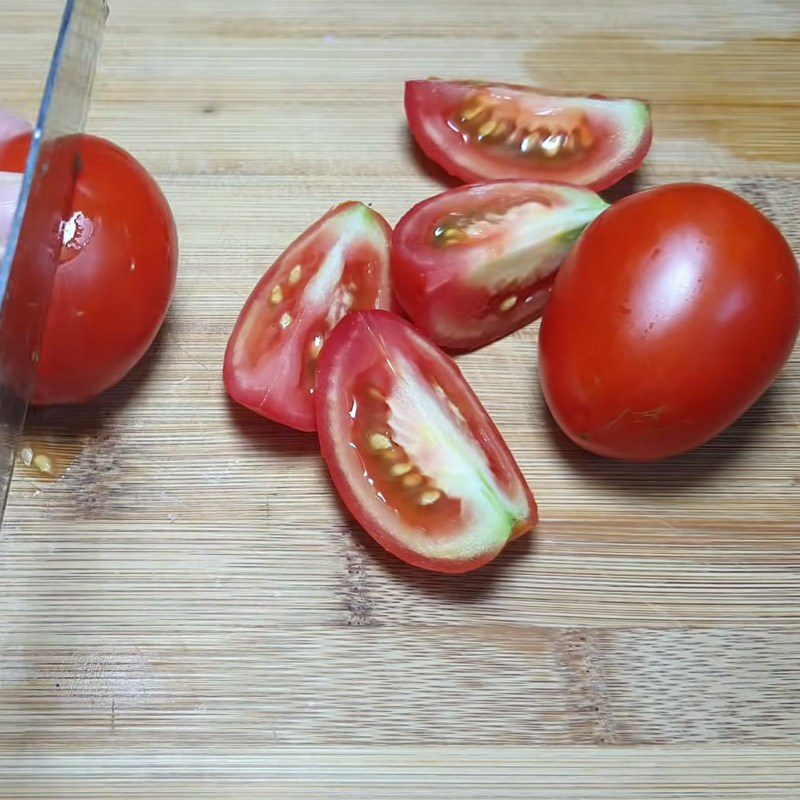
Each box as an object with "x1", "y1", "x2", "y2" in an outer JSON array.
[{"x1": 0, "y1": 0, "x2": 108, "y2": 521}]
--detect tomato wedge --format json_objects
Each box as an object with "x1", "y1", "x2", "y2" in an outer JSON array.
[
  {"x1": 317, "y1": 310, "x2": 537, "y2": 573},
  {"x1": 392, "y1": 180, "x2": 608, "y2": 350},
  {"x1": 224, "y1": 202, "x2": 392, "y2": 431},
  {"x1": 406, "y1": 79, "x2": 651, "y2": 190}
]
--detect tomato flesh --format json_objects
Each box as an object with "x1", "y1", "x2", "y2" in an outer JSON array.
[
  {"x1": 0, "y1": 171, "x2": 21, "y2": 260},
  {"x1": 317, "y1": 310, "x2": 537, "y2": 573},
  {"x1": 0, "y1": 110, "x2": 30, "y2": 260},
  {"x1": 392, "y1": 180, "x2": 608, "y2": 350},
  {"x1": 539, "y1": 183, "x2": 800, "y2": 461},
  {"x1": 224, "y1": 202, "x2": 392, "y2": 432},
  {"x1": 0, "y1": 133, "x2": 178, "y2": 405},
  {"x1": 406, "y1": 80, "x2": 651, "y2": 190}
]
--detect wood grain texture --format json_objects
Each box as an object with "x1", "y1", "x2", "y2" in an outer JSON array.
[{"x1": 1, "y1": 0, "x2": 800, "y2": 796}]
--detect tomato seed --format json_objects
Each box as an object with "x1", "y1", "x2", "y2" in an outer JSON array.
[
  {"x1": 418, "y1": 489, "x2": 442, "y2": 506},
  {"x1": 309, "y1": 334, "x2": 324, "y2": 358},
  {"x1": 461, "y1": 102, "x2": 487, "y2": 122},
  {"x1": 367, "y1": 386, "x2": 386, "y2": 402},
  {"x1": 402, "y1": 473, "x2": 423, "y2": 488},
  {"x1": 288, "y1": 265, "x2": 303, "y2": 285},
  {"x1": 477, "y1": 119, "x2": 498, "y2": 140},
  {"x1": 32, "y1": 454, "x2": 53, "y2": 475},
  {"x1": 520, "y1": 132, "x2": 541, "y2": 153},
  {"x1": 369, "y1": 433, "x2": 392, "y2": 451},
  {"x1": 19, "y1": 446, "x2": 33, "y2": 467}
]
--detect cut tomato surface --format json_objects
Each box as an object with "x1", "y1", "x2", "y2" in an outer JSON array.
[
  {"x1": 317, "y1": 310, "x2": 537, "y2": 573},
  {"x1": 392, "y1": 180, "x2": 608, "y2": 350},
  {"x1": 224, "y1": 202, "x2": 392, "y2": 432},
  {"x1": 406, "y1": 79, "x2": 651, "y2": 190},
  {"x1": 0, "y1": 171, "x2": 22, "y2": 260}
]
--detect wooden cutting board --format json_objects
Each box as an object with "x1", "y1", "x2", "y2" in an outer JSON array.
[{"x1": 1, "y1": 1, "x2": 799, "y2": 797}]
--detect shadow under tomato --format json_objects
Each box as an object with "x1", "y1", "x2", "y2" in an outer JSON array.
[
  {"x1": 23, "y1": 312, "x2": 174, "y2": 440},
  {"x1": 542, "y1": 385, "x2": 778, "y2": 496},
  {"x1": 14, "y1": 316, "x2": 174, "y2": 490},
  {"x1": 383, "y1": 529, "x2": 534, "y2": 602},
  {"x1": 329, "y1": 473, "x2": 536, "y2": 601},
  {"x1": 224, "y1": 392, "x2": 319, "y2": 457},
  {"x1": 600, "y1": 168, "x2": 647, "y2": 205},
  {"x1": 403, "y1": 128, "x2": 463, "y2": 190}
]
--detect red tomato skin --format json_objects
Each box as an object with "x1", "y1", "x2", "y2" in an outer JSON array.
[
  {"x1": 539, "y1": 183, "x2": 800, "y2": 461},
  {"x1": 0, "y1": 133, "x2": 177, "y2": 405}
]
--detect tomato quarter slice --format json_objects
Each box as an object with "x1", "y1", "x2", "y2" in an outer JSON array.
[
  {"x1": 224, "y1": 202, "x2": 392, "y2": 431},
  {"x1": 392, "y1": 180, "x2": 608, "y2": 350},
  {"x1": 317, "y1": 310, "x2": 537, "y2": 573},
  {"x1": 406, "y1": 79, "x2": 651, "y2": 190}
]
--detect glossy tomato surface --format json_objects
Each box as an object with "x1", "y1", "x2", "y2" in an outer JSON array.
[
  {"x1": 224, "y1": 202, "x2": 392, "y2": 432},
  {"x1": 0, "y1": 133, "x2": 178, "y2": 405},
  {"x1": 392, "y1": 180, "x2": 608, "y2": 350},
  {"x1": 406, "y1": 80, "x2": 651, "y2": 190},
  {"x1": 317, "y1": 310, "x2": 537, "y2": 573},
  {"x1": 539, "y1": 183, "x2": 800, "y2": 461}
]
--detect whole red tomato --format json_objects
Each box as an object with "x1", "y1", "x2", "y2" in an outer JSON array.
[
  {"x1": 0, "y1": 133, "x2": 177, "y2": 405},
  {"x1": 539, "y1": 183, "x2": 800, "y2": 461}
]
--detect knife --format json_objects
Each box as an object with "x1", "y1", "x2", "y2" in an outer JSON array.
[{"x1": 0, "y1": 0, "x2": 108, "y2": 521}]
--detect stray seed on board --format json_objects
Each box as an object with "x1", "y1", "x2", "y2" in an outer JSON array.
[
  {"x1": 32, "y1": 454, "x2": 53, "y2": 475},
  {"x1": 19, "y1": 447, "x2": 34, "y2": 467}
]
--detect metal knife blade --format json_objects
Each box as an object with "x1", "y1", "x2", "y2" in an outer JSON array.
[{"x1": 0, "y1": 0, "x2": 108, "y2": 521}]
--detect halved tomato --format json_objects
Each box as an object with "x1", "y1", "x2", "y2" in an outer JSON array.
[
  {"x1": 391, "y1": 180, "x2": 608, "y2": 350},
  {"x1": 224, "y1": 202, "x2": 392, "y2": 431},
  {"x1": 317, "y1": 310, "x2": 537, "y2": 573},
  {"x1": 405, "y1": 79, "x2": 651, "y2": 190}
]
